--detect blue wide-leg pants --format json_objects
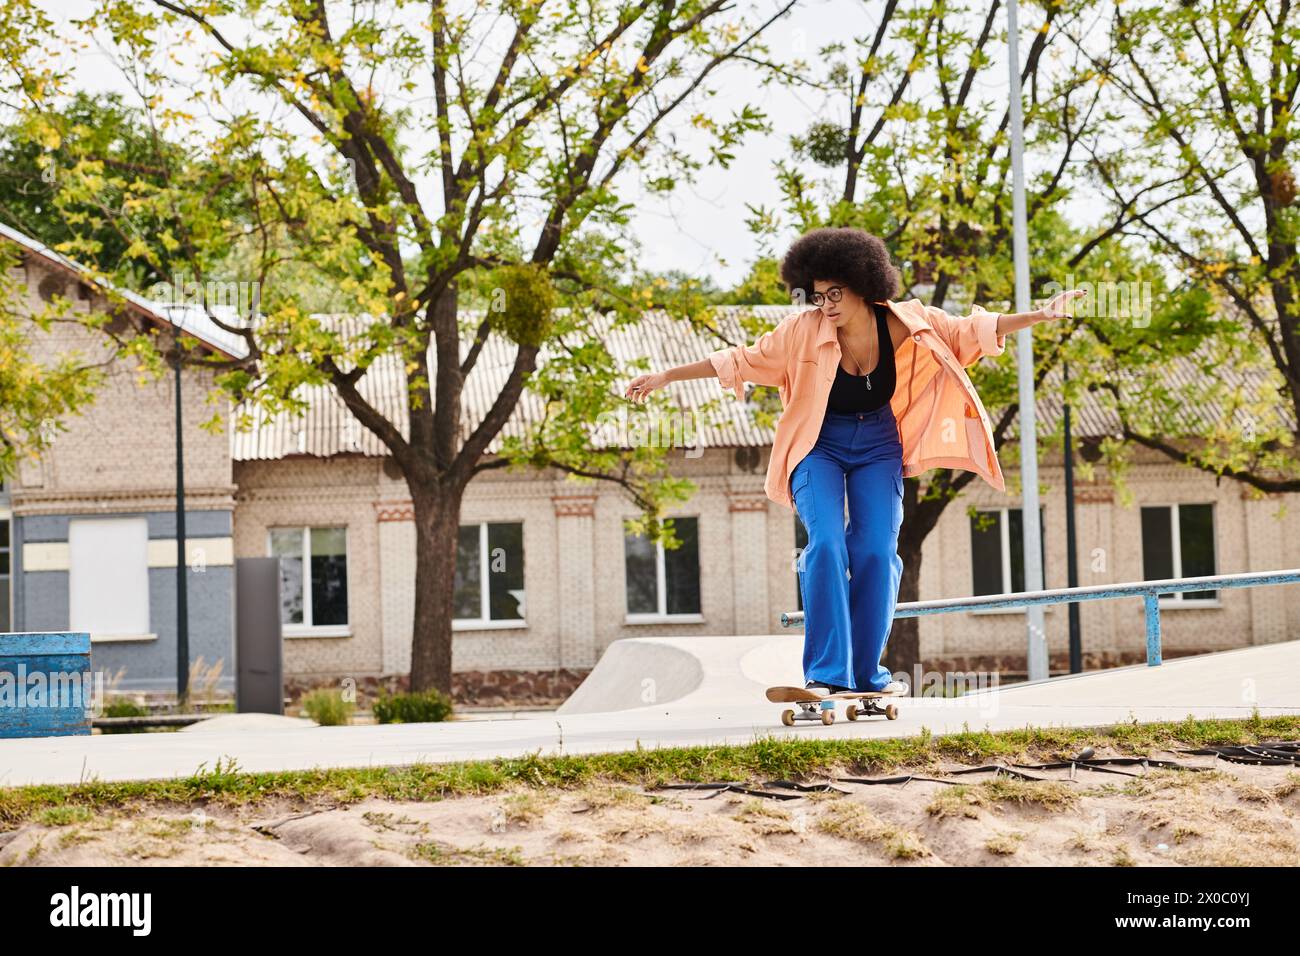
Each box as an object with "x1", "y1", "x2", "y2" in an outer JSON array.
[{"x1": 789, "y1": 405, "x2": 905, "y2": 692}]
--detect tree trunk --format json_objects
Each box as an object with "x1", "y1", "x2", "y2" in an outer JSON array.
[
  {"x1": 883, "y1": 472, "x2": 966, "y2": 687},
  {"x1": 408, "y1": 487, "x2": 463, "y2": 694},
  {"x1": 884, "y1": 478, "x2": 926, "y2": 684},
  {"x1": 885, "y1": 527, "x2": 924, "y2": 686}
]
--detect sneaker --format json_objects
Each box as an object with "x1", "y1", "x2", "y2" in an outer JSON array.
[
  {"x1": 805, "y1": 679, "x2": 852, "y2": 695},
  {"x1": 873, "y1": 680, "x2": 907, "y2": 695}
]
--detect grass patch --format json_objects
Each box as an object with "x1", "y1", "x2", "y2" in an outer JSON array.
[
  {"x1": 1230, "y1": 781, "x2": 1276, "y2": 804},
  {"x1": 362, "y1": 811, "x2": 428, "y2": 834},
  {"x1": 410, "y1": 841, "x2": 525, "y2": 866},
  {"x1": 731, "y1": 798, "x2": 798, "y2": 835},
  {"x1": 1275, "y1": 772, "x2": 1300, "y2": 800},
  {"x1": 1119, "y1": 767, "x2": 1229, "y2": 799},
  {"x1": 1066, "y1": 829, "x2": 1099, "y2": 852},
  {"x1": 137, "y1": 816, "x2": 208, "y2": 838},
  {"x1": 499, "y1": 791, "x2": 557, "y2": 825},
  {"x1": 926, "y1": 785, "x2": 988, "y2": 820},
  {"x1": 927, "y1": 777, "x2": 1077, "y2": 816},
  {"x1": 2, "y1": 714, "x2": 1296, "y2": 832},
  {"x1": 984, "y1": 831, "x2": 1024, "y2": 855},
  {"x1": 979, "y1": 777, "x2": 1079, "y2": 812},
  {"x1": 817, "y1": 801, "x2": 931, "y2": 860},
  {"x1": 35, "y1": 806, "x2": 95, "y2": 827}
]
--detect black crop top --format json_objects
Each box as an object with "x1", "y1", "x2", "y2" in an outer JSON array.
[{"x1": 826, "y1": 302, "x2": 896, "y2": 413}]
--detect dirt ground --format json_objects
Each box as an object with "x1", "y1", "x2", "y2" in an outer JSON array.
[{"x1": 3, "y1": 747, "x2": 1297, "y2": 866}]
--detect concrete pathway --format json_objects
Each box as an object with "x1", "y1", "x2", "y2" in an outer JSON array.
[{"x1": 1, "y1": 637, "x2": 1296, "y2": 787}]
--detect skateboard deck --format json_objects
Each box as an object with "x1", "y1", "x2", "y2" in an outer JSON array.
[{"x1": 765, "y1": 685, "x2": 904, "y2": 726}]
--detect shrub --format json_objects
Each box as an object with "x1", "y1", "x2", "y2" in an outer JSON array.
[
  {"x1": 98, "y1": 696, "x2": 155, "y2": 735},
  {"x1": 300, "y1": 688, "x2": 355, "y2": 727},
  {"x1": 103, "y1": 697, "x2": 149, "y2": 718},
  {"x1": 372, "y1": 688, "x2": 454, "y2": 724}
]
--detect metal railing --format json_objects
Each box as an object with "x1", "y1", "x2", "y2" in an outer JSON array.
[{"x1": 781, "y1": 568, "x2": 1300, "y2": 667}]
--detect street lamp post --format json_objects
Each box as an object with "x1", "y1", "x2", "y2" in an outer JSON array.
[
  {"x1": 171, "y1": 319, "x2": 190, "y2": 708},
  {"x1": 1007, "y1": 0, "x2": 1049, "y2": 681},
  {"x1": 1063, "y1": 361, "x2": 1083, "y2": 672}
]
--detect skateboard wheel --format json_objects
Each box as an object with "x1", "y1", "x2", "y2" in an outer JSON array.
[
  {"x1": 820, "y1": 709, "x2": 834, "y2": 725},
  {"x1": 885, "y1": 704, "x2": 899, "y2": 720},
  {"x1": 845, "y1": 704, "x2": 858, "y2": 721},
  {"x1": 781, "y1": 709, "x2": 795, "y2": 727}
]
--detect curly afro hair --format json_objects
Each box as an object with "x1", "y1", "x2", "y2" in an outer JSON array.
[{"x1": 779, "y1": 227, "x2": 901, "y2": 307}]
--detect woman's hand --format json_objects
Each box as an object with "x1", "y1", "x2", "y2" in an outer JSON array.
[
  {"x1": 1039, "y1": 288, "x2": 1088, "y2": 320},
  {"x1": 624, "y1": 371, "x2": 669, "y2": 403}
]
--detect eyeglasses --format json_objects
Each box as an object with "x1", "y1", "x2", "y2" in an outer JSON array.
[{"x1": 808, "y1": 286, "x2": 844, "y2": 308}]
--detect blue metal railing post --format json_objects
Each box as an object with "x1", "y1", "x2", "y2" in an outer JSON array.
[{"x1": 1143, "y1": 593, "x2": 1161, "y2": 666}]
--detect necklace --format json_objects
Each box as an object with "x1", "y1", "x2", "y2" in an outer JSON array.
[{"x1": 839, "y1": 331, "x2": 875, "y2": 390}]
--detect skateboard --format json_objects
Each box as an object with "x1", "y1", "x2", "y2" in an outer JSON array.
[{"x1": 765, "y1": 686, "x2": 904, "y2": 726}]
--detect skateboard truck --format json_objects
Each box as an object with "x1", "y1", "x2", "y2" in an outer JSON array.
[{"x1": 787, "y1": 698, "x2": 837, "y2": 726}]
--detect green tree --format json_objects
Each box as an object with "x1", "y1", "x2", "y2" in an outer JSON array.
[
  {"x1": 0, "y1": 0, "x2": 795, "y2": 693},
  {"x1": 1074, "y1": 0, "x2": 1300, "y2": 493},
  {"x1": 749, "y1": 0, "x2": 1216, "y2": 675},
  {"x1": 0, "y1": 90, "x2": 246, "y2": 283}
]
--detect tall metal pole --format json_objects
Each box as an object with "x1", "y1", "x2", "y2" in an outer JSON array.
[
  {"x1": 1063, "y1": 360, "x2": 1081, "y2": 672},
  {"x1": 1008, "y1": 0, "x2": 1048, "y2": 680},
  {"x1": 174, "y1": 335, "x2": 190, "y2": 707}
]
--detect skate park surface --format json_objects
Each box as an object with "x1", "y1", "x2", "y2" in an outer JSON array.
[{"x1": 1, "y1": 635, "x2": 1297, "y2": 787}]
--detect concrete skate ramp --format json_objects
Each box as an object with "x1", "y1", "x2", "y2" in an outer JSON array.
[{"x1": 557, "y1": 635, "x2": 802, "y2": 715}]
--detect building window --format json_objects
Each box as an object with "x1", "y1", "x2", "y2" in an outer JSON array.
[
  {"x1": 970, "y1": 508, "x2": 1046, "y2": 597},
  {"x1": 625, "y1": 517, "x2": 701, "y2": 619},
  {"x1": 794, "y1": 517, "x2": 808, "y2": 613},
  {"x1": 454, "y1": 521, "x2": 525, "y2": 624},
  {"x1": 1141, "y1": 504, "x2": 1216, "y2": 602},
  {"x1": 69, "y1": 517, "x2": 150, "y2": 640},
  {"x1": 269, "y1": 527, "x2": 349, "y2": 632}
]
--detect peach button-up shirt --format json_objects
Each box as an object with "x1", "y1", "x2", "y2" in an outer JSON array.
[{"x1": 707, "y1": 298, "x2": 1009, "y2": 511}]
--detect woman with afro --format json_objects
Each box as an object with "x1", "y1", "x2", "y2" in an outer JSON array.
[{"x1": 626, "y1": 226, "x2": 1083, "y2": 697}]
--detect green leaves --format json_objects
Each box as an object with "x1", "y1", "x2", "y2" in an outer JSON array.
[{"x1": 486, "y1": 263, "x2": 557, "y2": 350}]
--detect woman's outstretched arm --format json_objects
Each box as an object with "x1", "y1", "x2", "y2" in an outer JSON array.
[
  {"x1": 925, "y1": 289, "x2": 1087, "y2": 368},
  {"x1": 625, "y1": 315, "x2": 797, "y2": 404},
  {"x1": 705, "y1": 318, "x2": 795, "y2": 402},
  {"x1": 624, "y1": 358, "x2": 716, "y2": 403}
]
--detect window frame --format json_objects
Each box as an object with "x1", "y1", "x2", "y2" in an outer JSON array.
[
  {"x1": 968, "y1": 506, "x2": 1048, "y2": 616},
  {"x1": 452, "y1": 520, "x2": 527, "y2": 631},
  {"x1": 623, "y1": 516, "x2": 704, "y2": 625},
  {"x1": 1141, "y1": 502, "x2": 1219, "y2": 609},
  {"x1": 266, "y1": 525, "x2": 352, "y2": 638}
]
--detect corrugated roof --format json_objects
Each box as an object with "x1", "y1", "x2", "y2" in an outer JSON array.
[
  {"x1": 230, "y1": 305, "x2": 1289, "y2": 462},
  {"x1": 1005, "y1": 335, "x2": 1291, "y2": 441},
  {"x1": 230, "y1": 305, "x2": 794, "y2": 460}
]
